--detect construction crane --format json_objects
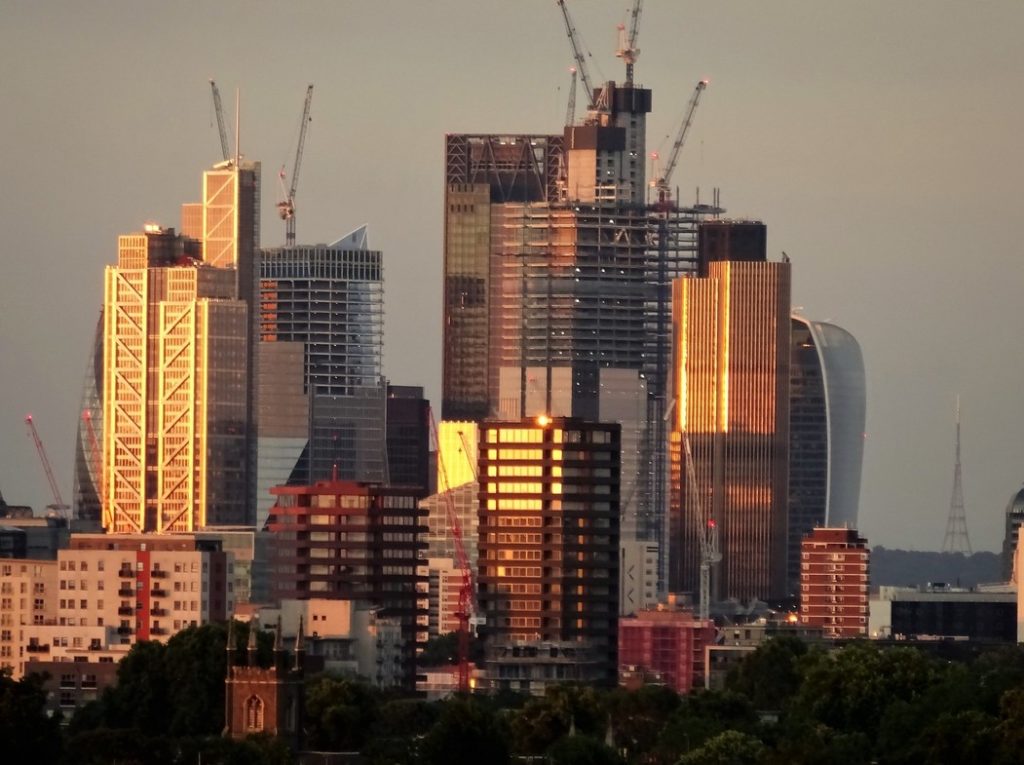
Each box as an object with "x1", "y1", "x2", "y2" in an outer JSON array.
[
  {"x1": 654, "y1": 79, "x2": 708, "y2": 203},
  {"x1": 24, "y1": 415, "x2": 69, "y2": 518},
  {"x1": 616, "y1": 0, "x2": 643, "y2": 84},
  {"x1": 679, "y1": 430, "x2": 720, "y2": 621},
  {"x1": 556, "y1": 0, "x2": 599, "y2": 111},
  {"x1": 277, "y1": 84, "x2": 314, "y2": 247},
  {"x1": 209, "y1": 80, "x2": 231, "y2": 162},
  {"x1": 565, "y1": 67, "x2": 578, "y2": 126},
  {"x1": 81, "y1": 410, "x2": 104, "y2": 508},
  {"x1": 428, "y1": 408, "x2": 475, "y2": 693}
]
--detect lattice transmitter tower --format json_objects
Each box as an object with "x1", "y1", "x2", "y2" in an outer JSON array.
[{"x1": 942, "y1": 397, "x2": 972, "y2": 554}]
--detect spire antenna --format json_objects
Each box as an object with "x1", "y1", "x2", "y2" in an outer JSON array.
[{"x1": 942, "y1": 395, "x2": 972, "y2": 554}]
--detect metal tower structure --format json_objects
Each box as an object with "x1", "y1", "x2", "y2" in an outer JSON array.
[{"x1": 942, "y1": 397, "x2": 972, "y2": 554}]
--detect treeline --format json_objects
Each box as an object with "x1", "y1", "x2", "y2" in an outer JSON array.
[
  {"x1": 870, "y1": 546, "x2": 1003, "y2": 588},
  {"x1": 6, "y1": 624, "x2": 1024, "y2": 763}
]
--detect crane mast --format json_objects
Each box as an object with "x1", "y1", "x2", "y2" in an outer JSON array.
[
  {"x1": 428, "y1": 409, "x2": 475, "y2": 693},
  {"x1": 680, "y1": 430, "x2": 720, "y2": 621},
  {"x1": 556, "y1": 0, "x2": 598, "y2": 110},
  {"x1": 277, "y1": 84, "x2": 314, "y2": 246},
  {"x1": 657, "y1": 79, "x2": 708, "y2": 200},
  {"x1": 209, "y1": 80, "x2": 232, "y2": 162},
  {"x1": 25, "y1": 415, "x2": 69, "y2": 518},
  {"x1": 616, "y1": 0, "x2": 643, "y2": 83},
  {"x1": 565, "y1": 67, "x2": 578, "y2": 126}
]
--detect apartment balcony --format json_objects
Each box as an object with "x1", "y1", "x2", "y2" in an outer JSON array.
[
  {"x1": 150, "y1": 608, "x2": 168, "y2": 617},
  {"x1": 116, "y1": 626, "x2": 133, "y2": 636},
  {"x1": 150, "y1": 569, "x2": 168, "y2": 579},
  {"x1": 117, "y1": 606, "x2": 134, "y2": 616},
  {"x1": 150, "y1": 627, "x2": 168, "y2": 636},
  {"x1": 118, "y1": 568, "x2": 134, "y2": 579},
  {"x1": 25, "y1": 643, "x2": 50, "y2": 654},
  {"x1": 151, "y1": 588, "x2": 168, "y2": 598},
  {"x1": 117, "y1": 588, "x2": 134, "y2": 598}
]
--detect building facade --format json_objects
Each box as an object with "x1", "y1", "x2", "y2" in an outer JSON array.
[
  {"x1": 670, "y1": 227, "x2": 791, "y2": 602},
  {"x1": 618, "y1": 603, "x2": 715, "y2": 693},
  {"x1": 1002, "y1": 485, "x2": 1024, "y2": 581},
  {"x1": 255, "y1": 231, "x2": 385, "y2": 527},
  {"x1": 102, "y1": 226, "x2": 249, "y2": 533},
  {"x1": 477, "y1": 416, "x2": 621, "y2": 687},
  {"x1": 263, "y1": 479, "x2": 427, "y2": 689},
  {"x1": 3, "y1": 535, "x2": 232, "y2": 679},
  {"x1": 799, "y1": 527, "x2": 869, "y2": 638}
]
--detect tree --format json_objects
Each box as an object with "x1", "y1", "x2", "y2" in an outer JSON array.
[
  {"x1": 726, "y1": 635, "x2": 808, "y2": 711},
  {"x1": 677, "y1": 730, "x2": 766, "y2": 765},
  {"x1": 304, "y1": 676, "x2": 380, "y2": 752},
  {"x1": 419, "y1": 697, "x2": 510, "y2": 765},
  {"x1": 604, "y1": 685, "x2": 680, "y2": 760},
  {"x1": 657, "y1": 690, "x2": 758, "y2": 762},
  {"x1": 547, "y1": 734, "x2": 623, "y2": 765},
  {"x1": 0, "y1": 671, "x2": 62, "y2": 764}
]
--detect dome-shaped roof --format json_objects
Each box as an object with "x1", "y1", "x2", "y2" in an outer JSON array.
[{"x1": 1006, "y1": 486, "x2": 1024, "y2": 517}]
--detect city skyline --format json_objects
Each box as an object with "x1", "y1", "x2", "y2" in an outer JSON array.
[{"x1": 2, "y1": 1, "x2": 1023, "y2": 552}]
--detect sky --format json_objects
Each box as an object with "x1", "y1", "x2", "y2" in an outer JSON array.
[{"x1": 1, "y1": 1, "x2": 1022, "y2": 553}]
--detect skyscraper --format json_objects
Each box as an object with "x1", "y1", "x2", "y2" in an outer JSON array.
[
  {"x1": 788, "y1": 316, "x2": 866, "y2": 595},
  {"x1": 90, "y1": 159, "x2": 260, "y2": 532},
  {"x1": 477, "y1": 416, "x2": 621, "y2": 687},
  {"x1": 255, "y1": 227, "x2": 386, "y2": 527},
  {"x1": 102, "y1": 226, "x2": 249, "y2": 533},
  {"x1": 669, "y1": 222, "x2": 791, "y2": 602},
  {"x1": 442, "y1": 83, "x2": 720, "y2": 589}
]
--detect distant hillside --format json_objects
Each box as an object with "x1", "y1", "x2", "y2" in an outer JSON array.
[{"x1": 870, "y1": 547, "x2": 1004, "y2": 590}]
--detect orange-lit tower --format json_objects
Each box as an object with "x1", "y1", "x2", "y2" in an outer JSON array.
[{"x1": 669, "y1": 221, "x2": 791, "y2": 602}]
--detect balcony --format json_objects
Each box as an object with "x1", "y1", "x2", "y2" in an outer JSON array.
[
  {"x1": 150, "y1": 627, "x2": 167, "y2": 636},
  {"x1": 151, "y1": 588, "x2": 168, "y2": 598},
  {"x1": 25, "y1": 643, "x2": 50, "y2": 654},
  {"x1": 117, "y1": 606, "x2": 134, "y2": 616},
  {"x1": 150, "y1": 569, "x2": 168, "y2": 579},
  {"x1": 118, "y1": 568, "x2": 134, "y2": 579},
  {"x1": 150, "y1": 608, "x2": 167, "y2": 617},
  {"x1": 116, "y1": 626, "x2": 133, "y2": 636},
  {"x1": 117, "y1": 588, "x2": 134, "y2": 598}
]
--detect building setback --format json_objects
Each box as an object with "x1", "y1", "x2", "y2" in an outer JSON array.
[
  {"x1": 800, "y1": 527, "x2": 869, "y2": 638},
  {"x1": 477, "y1": 416, "x2": 620, "y2": 688},
  {"x1": 670, "y1": 223, "x2": 791, "y2": 602},
  {"x1": 263, "y1": 479, "x2": 427, "y2": 690}
]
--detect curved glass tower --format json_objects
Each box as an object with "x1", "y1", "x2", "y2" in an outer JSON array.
[
  {"x1": 788, "y1": 316, "x2": 866, "y2": 595},
  {"x1": 72, "y1": 312, "x2": 104, "y2": 523}
]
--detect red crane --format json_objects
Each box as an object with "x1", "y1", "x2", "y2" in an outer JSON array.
[
  {"x1": 24, "y1": 415, "x2": 69, "y2": 518},
  {"x1": 427, "y1": 408, "x2": 475, "y2": 693}
]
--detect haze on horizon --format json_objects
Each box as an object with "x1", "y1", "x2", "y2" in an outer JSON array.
[{"x1": 1, "y1": 1, "x2": 1022, "y2": 554}]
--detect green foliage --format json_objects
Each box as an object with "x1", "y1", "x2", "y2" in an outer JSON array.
[
  {"x1": 605, "y1": 684, "x2": 681, "y2": 759},
  {"x1": 509, "y1": 683, "x2": 607, "y2": 755},
  {"x1": 0, "y1": 672, "x2": 62, "y2": 765},
  {"x1": 418, "y1": 696, "x2": 510, "y2": 765},
  {"x1": 677, "y1": 730, "x2": 766, "y2": 765},
  {"x1": 547, "y1": 733, "x2": 624, "y2": 765},
  {"x1": 657, "y1": 690, "x2": 759, "y2": 761},
  {"x1": 304, "y1": 675, "x2": 381, "y2": 752},
  {"x1": 725, "y1": 635, "x2": 809, "y2": 710}
]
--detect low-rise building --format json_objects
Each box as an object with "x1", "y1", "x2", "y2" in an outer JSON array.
[
  {"x1": 871, "y1": 584, "x2": 1016, "y2": 642},
  {"x1": 799, "y1": 527, "x2": 869, "y2": 638},
  {"x1": 618, "y1": 603, "x2": 714, "y2": 693}
]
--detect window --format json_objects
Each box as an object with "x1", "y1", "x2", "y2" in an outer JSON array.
[{"x1": 245, "y1": 695, "x2": 265, "y2": 731}]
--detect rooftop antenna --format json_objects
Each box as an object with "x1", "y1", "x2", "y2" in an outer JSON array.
[{"x1": 942, "y1": 395, "x2": 972, "y2": 554}]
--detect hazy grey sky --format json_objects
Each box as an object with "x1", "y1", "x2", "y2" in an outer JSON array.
[{"x1": 2, "y1": 1, "x2": 1022, "y2": 552}]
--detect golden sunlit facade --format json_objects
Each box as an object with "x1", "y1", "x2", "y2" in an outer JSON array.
[
  {"x1": 670, "y1": 259, "x2": 791, "y2": 601},
  {"x1": 103, "y1": 228, "x2": 247, "y2": 534},
  {"x1": 477, "y1": 417, "x2": 620, "y2": 683}
]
